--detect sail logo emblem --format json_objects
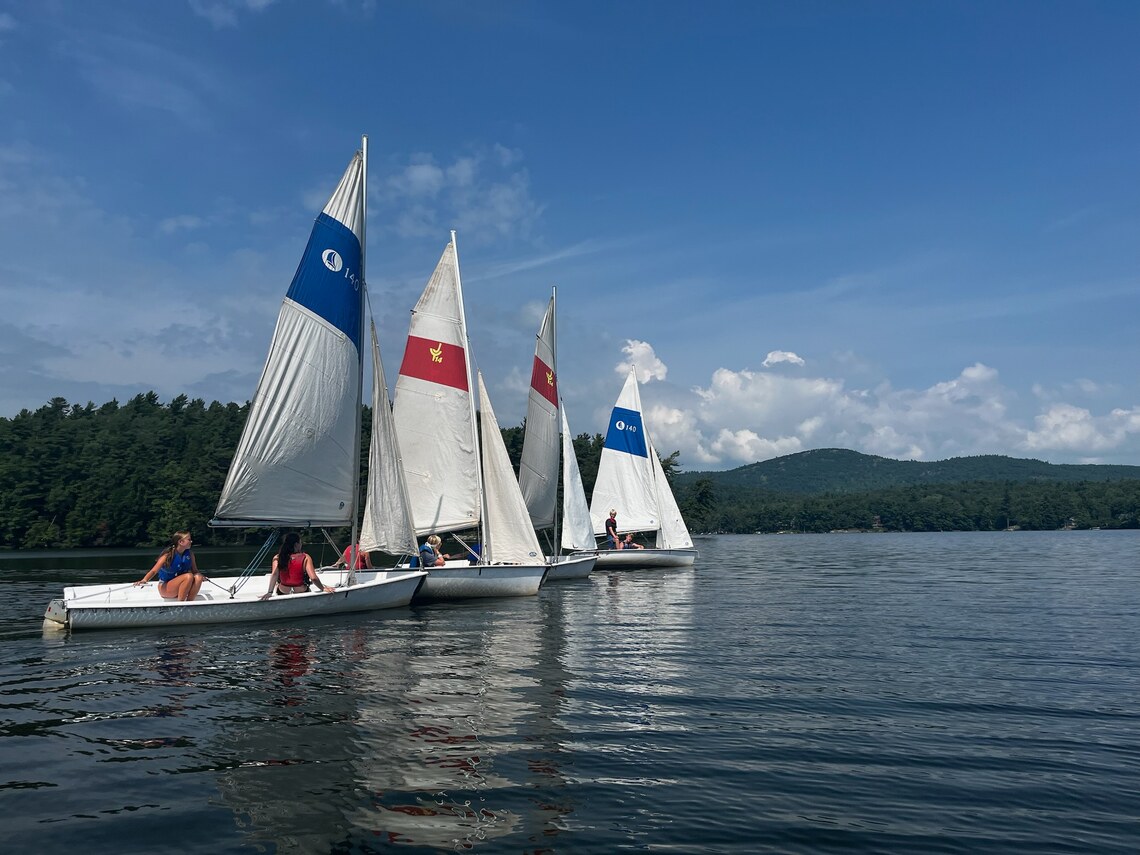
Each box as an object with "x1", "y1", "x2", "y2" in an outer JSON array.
[
  {"x1": 429, "y1": 342, "x2": 444, "y2": 363},
  {"x1": 322, "y1": 249, "x2": 344, "y2": 272},
  {"x1": 545, "y1": 369, "x2": 554, "y2": 387},
  {"x1": 614, "y1": 419, "x2": 638, "y2": 433}
]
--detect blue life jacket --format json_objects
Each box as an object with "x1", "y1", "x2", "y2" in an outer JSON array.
[{"x1": 158, "y1": 549, "x2": 192, "y2": 583}]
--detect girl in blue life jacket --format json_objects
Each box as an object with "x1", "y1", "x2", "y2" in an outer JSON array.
[{"x1": 136, "y1": 531, "x2": 207, "y2": 601}]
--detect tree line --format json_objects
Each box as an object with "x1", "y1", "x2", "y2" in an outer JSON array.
[
  {"x1": 2, "y1": 395, "x2": 1137, "y2": 550},
  {"x1": 677, "y1": 478, "x2": 1140, "y2": 533}
]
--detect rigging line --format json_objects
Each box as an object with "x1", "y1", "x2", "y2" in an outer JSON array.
[
  {"x1": 66, "y1": 583, "x2": 137, "y2": 602},
  {"x1": 225, "y1": 529, "x2": 279, "y2": 597}
]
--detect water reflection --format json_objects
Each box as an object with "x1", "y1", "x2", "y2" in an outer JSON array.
[
  {"x1": 346, "y1": 605, "x2": 544, "y2": 848},
  {"x1": 270, "y1": 636, "x2": 311, "y2": 707}
]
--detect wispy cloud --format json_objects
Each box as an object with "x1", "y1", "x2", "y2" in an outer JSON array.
[
  {"x1": 63, "y1": 30, "x2": 229, "y2": 127},
  {"x1": 377, "y1": 146, "x2": 543, "y2": 245},
  {"x1": 188, "y1": 0, "x2": 278, "y2": 29},
  {"x1": 159, "y1": 214, "x2": 206, "y2": 234}
]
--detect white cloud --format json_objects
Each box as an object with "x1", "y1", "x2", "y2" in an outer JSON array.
[
  {"x1": 1023, "y1": 404, "x2": 1140, "y2": 454},
  {"x1": 618, "y1": 340, "x2": 667, "y2": 383},
  {"x1": 622, "y1": 353, "x2": 1140, "y2": 469},
  {"x1": 762, "y1": 350, "x2": 805, "y2": 367},
  {"x1": 709, "y1": 428, "x2": 803, "y2": 463}
]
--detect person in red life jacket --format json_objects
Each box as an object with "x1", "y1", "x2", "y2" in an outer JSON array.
[
  {"x1": 605, "y1": 509, "x2": 619, "y2": 549},
  {"x1": 335, "y1": 543, "x2": 373, "y2": 570},
  {"x1": 260, "y1": 532, "x2": 335, "y2": 599},
  {"x1": 136, "y1": 530, "x2": 207, "y2": 600}
]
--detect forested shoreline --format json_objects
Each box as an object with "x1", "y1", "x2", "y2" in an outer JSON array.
[{"x1": 2, "y1": 395, "x2": 1138, "y2": 550}]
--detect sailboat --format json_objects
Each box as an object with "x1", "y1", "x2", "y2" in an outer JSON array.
[
  {"x1": 43, "y1": 139, "x2": 426, "y2": 631},
  {"x1": 583, "y1": 369, "x2": 699, "y2": 569},
  {"x1": 391, "y1": 233, "x2": 547, "y2": 600},
  {"x1": 517, "y1": 291, "x2": 596, "y2": 580}
]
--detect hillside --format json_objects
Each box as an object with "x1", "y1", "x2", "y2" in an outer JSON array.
[{"x1": 675, "y1": 448, "x2": 1140, "y2": 496}]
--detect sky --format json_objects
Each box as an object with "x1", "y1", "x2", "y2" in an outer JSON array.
[{"x1": 1, "y1": 0, "x2": 1138, "y2": 472}]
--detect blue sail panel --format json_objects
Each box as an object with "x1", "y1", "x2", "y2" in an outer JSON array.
[
  {"x1": 604, "y1": 406, "x2": 649, "y2": 458},
  {"x1": 285, "y1": 212, "x2": 363, "y2": 352}
]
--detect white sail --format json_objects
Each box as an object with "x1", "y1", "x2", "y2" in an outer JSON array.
[
  {"x1": 649, "y1": 437, "x2": 694, "y2": 549},
  {"x1": 391, "y1": 239, "x2": 480, "y2": 535},
  {"x1": 560, "y1": 405, "x2": 596, "y2": 551},
  {"x1": 518, "y1": 296, "x2": 559, "y2": 529},
  {"x1": 589, "y1": 370, "x2": 660, "y2": 535},
  {"x1": 478, "y1": 373, "x2": 544, "y2": 565},
  {"x1": 215, "y1": 152, "x2": 365, "y2": 527},
  {"x1": 359, "y1": 322, "x2": 417, "y2": 556}
]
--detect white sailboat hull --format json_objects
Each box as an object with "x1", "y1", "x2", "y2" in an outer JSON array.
[
  {"x1": 43, "y1": 568, "x2": 427, "y2": 632},
  {"x1": 407, "y1": 560, "x2": 548, "y2": 601},
  {"x1": 588, "y1": 547, "x2": 699, "y2": 569},
  {"x1": 545, "y1": 553, "x2": 596, "y2": 580}
]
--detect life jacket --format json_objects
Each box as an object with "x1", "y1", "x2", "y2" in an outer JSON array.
[
  {"x1": 158, "y1": 550, "x2": 192, "y2": 583},
  {"x1": 278, "y1": 553, "x2": 308, "y2": 587},
  {"x1": 342, "y1": 545, "x2": 368, "y2": 569}
]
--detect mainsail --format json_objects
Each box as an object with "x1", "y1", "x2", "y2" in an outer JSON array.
[
  {"x1": 214, "y1": 152, "x2": 365, "y2": 527},
  {"x1": 518, "y1": 296, "x2": 559, "y2": 529},
  {"x1": 392, "y1": 237, "x2": 480, "y2": 535}
]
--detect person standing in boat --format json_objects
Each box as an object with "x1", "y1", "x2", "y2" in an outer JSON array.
[
  {"x1": 136, "y1": 531, "x2": 206, "y2": 601},
  {"x1": 261, "y1": 532, "x2": 335, "y2": 599},
  {"x1": 605, "y1": 509, "x2": 619, "y2": 549}
]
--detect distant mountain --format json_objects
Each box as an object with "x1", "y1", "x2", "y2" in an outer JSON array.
[{"x1": 675, "y1": 448, "x2": 1140, "y2": 496}]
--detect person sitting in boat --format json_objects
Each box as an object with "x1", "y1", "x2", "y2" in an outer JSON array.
[
  {"x1": 605, "y1": 509, "x2": 619, "y2": 549},
  {"x1": 260, "y1": 532, "x2": 335, "y2": 599},
  {"x1": 420, "y1": 534, "x2": 451, "y2": 567},
  {"x1": 335, "y1": 542, "x2": 373, "y2": 570},
  {"x1": 135, "y1": 530, "x2": 206, "y2": 601},
  {"x1": 619, "y1": 533, "x2": 645, "y2": 550}
]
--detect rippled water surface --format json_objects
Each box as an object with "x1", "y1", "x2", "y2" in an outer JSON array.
[{"x1": 3, "y1": 532, "x2": 1139, "y2": 853}]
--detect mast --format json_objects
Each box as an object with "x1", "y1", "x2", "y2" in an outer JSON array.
[
  {"x1": 348, "y1": 134, "x2": 368, "y2": 582},
  {"x1": 452, "y1": 230, "x2": 488, "y2": 564},
  {"x1": 550, "y1": 285, "x2": 560, "y2": 560}
]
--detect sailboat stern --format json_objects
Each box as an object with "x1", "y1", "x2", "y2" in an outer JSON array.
[{"x1": 44, "y1": 598, "x2": 68, "y2": 628}]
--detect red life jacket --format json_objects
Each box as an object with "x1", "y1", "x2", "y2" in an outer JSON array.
[
  {"x1": 342, "y1": 545, "x2": 368, "y2": 569},
  {"x1": 278, "y1": 553, "x2": 308, "y2": 587}
]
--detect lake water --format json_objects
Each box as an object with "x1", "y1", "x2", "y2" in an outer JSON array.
[{"x1": 2, "y1": 532, "x2": 1139, "y2": 853}]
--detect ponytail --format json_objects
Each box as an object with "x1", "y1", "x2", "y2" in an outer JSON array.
[{"x1": 162, "y1": 530, "x2": 191, "y2": 566}]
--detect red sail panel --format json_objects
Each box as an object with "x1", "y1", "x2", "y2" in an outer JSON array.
[
  {"x1": 530, "y1": 356, "x2": 558, "y2": 407},
  {"x1": 399, "y1": 335, "x2": 469, "y2": 391}
]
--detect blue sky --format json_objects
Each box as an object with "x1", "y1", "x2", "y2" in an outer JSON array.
[{"x1": 1, "y1": 1, "x2": 1138, "y2": 471}]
